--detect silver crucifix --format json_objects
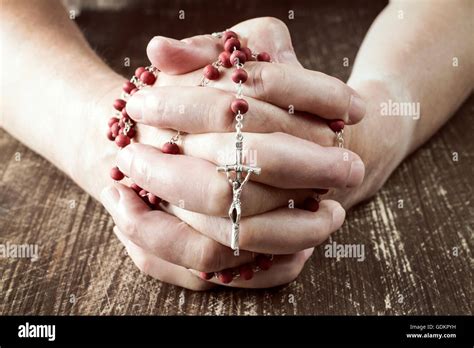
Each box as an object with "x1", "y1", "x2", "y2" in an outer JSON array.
[{"x1": 217, "y1": 136, "x2": 260, "y2": 252}]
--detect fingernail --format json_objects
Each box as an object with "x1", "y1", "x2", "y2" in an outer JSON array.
[
  {"x1": 154, "y1": 36, "x2": 186, "y2": 46},
  {"x1": 347, "y1": 159, "x2": 365, "y2": 188},
  {"x1": 332, "y1": 205, "x2": 346, "y2": 229},
  {"x1": 348, "y1": 95, "x2": 366, "y2": 122},
  {"x1": 125, "y1": 92, "x2": 143, "y2": 120},
  {"x1": 100, "y1": 185, "x2": 119, "y2": 210}
]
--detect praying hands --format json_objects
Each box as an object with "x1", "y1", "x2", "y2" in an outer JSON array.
[{"x1": 1, "y1": 0, "x2": 472, "y2": 290}]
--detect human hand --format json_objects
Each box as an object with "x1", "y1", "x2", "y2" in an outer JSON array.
[{"x1": 101, "y1": 18, "x2": 366, "y2": 289}]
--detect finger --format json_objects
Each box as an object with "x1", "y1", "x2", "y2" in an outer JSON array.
[
  {"x1": 101, "y1": 183, "x2": 255, "y2": 272},
  {"x1": 189, "y1": 248, "x2": 314, "y2": 288},
  {"x1": 116, "y1": 143, "x2": 313, "y2": 216},
  {"x1": 126, "y1": 86, "x2": 334, "y2": 145},
  {"x1": 175, "y1": 132, "x2": 365, "y2": 189},
  {"x1": 147, "y1": 17, "x2": 301, "y2": 74},
  {"x1": 165, "y1": 200, "x2": 345, "y2": 254},
  {"x1": 147, "y1": 35, "x2": 221, "y2": 74},
  {"x1": 113, "y1": 226, "x2": 214, "y2": 291},
  {"x1": 152, "y1": 62, "x2": 365, "y2": 124}
]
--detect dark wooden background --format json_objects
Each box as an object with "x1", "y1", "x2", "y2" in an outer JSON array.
[{"x1": 1, "y1": 0, "x2": 472, "y2": 315}]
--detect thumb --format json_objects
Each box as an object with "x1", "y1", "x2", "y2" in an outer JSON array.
[{"x1": 147, "y1": 17, "x2": 301, "y2": 75}]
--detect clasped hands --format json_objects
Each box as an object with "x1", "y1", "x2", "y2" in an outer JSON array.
[{"x1": 100, "y1": 18, "x2": 366, "y2": 290}]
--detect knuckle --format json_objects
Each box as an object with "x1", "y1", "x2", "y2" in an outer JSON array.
[
  {"x1": 196, "y1": 241, "x2": 222, "y2": 272},
  {"x1": 260, "y1": 17, "x2": 287, "y2": 31},
  {"x1": 215, "y1": 93, "x2": 235, "y2": 131},
  {"x1": 121, "y1": 216, "x2": 140, "y2": 242},
  {"x1": 207, "y1": 175, "x2": 232, "y2": 216}
]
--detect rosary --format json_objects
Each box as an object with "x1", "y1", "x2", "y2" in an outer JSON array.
[{"x1": 106, "y1": 30, "x2": 345, "y2": 284}]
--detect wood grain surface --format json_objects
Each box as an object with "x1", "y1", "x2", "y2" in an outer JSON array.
[{"x1": 0, "y1": 0, "x2": 472, "y2": 315}]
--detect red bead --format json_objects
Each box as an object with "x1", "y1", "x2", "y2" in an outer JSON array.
[
  {"x1": 231, "y1": 99, "x2": 249, "y2": 114},
  {"x1": 135, "y1": 66, "x2": 146, "y2": 78},
  {"x1": 224, "y1": 38, "x2": 241, "y2": 53},
  {"x1": 161, "y1": 142, "x2": 180, "y2": 154},
  {"x1": 232, "y1": 69, "x2": 248, "y2": 83},
  {"x1": 222, "y1": 30, "x2": 238, "y2": 42},
  {"x1": 123, "y1": 81, "x2": 136, "y2": 94},
  {"x1": 126, "y1": 127, "x2": 136, "y2": 139},
  {"x1": 138, "y1": 189, "x2": 148, "y2": 197},
  {"x1": 241, "y1": 47, "x2": 253, "y2": 61},
  {"x1": 200, "y1": 272, "x2": 214, "y2": 280},
  {"x1": 140, "y1": 71, "x2": 156, "y2": 85},
  {"x1": 257, "y1": 52, "x2": 271, "y2": 62},
  {"x1": 107, "y1": 129, "x2": 115, "y2": 141},
  {"x1": 108, "y1": 117, "x2": 119, "y2": 127},
  {"x1": 328, "y1": 119, "x2": 345, "y2": 132},
  {"x1": 239, "y1": 265, "x2": 254, "y2": 280},
  {"x1": 203, "y1": 64, "x2": 219, "y2": 80},
  {"x1": 122, "y1": 108, "x2": 130, "y2": 118},
  {"x1": 147, "y1": 193, "x2": 161, "y2": 206},
  {"x1": 218, "y1": 51, "x2": 232, "y2": 68},
  {"x1": 110, "y1": 122, "x2": 120, "y2": 137},
  {"x1": 115, "y1": 134, "x2": 130, "y2": 147},
  {"x1": 256, "y1": 255, "x2": 272, "y2": 271},
  {"x1": 113, "y1": 99, "x2": 126, "y2": 111},
  {"x1": 303, "y1": 197, "x2": 320, "y2": 212},
  {"x1": 130, "y1": 183, "x2": 142, "y2": 193},
  {"x1": 130, "y1": 88, "x2": 139, "y2": 95},
  {"x1": 230, "y1": 50, "x2": 246, "y2": 65},
  {"x1": 313, "y1": 188, "x2": 329, "y2": 195},
  {"x1": 218, "y1": 269, "x2": 233, "y2": 284},
  {"x1": 110, "y1": 166, "x2": 124, "y2": 181}
]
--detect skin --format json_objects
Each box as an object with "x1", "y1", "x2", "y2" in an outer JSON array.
[{"x1": 1, "y1": 0, "x2": 472, "y2": 290}]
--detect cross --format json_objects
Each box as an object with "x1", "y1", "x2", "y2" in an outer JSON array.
[{"x1": 217, "y1": 138, "x2": 260, "y2": 251}]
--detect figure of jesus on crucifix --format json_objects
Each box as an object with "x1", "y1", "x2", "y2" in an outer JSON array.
[{"x1": 217, "y1": 138, "x2": 261, "y2": 252}]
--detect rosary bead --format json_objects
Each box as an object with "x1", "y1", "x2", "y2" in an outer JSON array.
[
  {"x1": 328, "y1": 119, "x2": 345, "y2": 132},
  {"x1": 256, "y1": 52, "x2": 271, "y2": 62},
  {"x1": 135, "y1": 66, "x2": 146, "y2": 78},
  {"x1": 140, "y1": 71, "x2": 156, "y2": 85},
  {"x1": 231, "y1": 69, "x2": 248, "y2": 83},
  {"x1": 162, "y1": 142, "x2": 180, "y2": 155},
  {"x1": 108, "y1": 117, "x2": 119, "y2": 127},
  {"x1": 218, "y1": 269, "x2": 234, "y2": 284},
  {"x1": 222, "y1": 30, "x2": 238, "y2": 42},
  {"x1": 200, "y1": 272, "x2": 214, "y2": 280},
  {"x1": 115, "y1": 134, "x2": 130, "y2": 148},
  {"x1": 106, "y1": 129, "x2": 115, "y2": 141},
  {"x1": 231, "y1": 98, "x2": 249, "y2": 114},
  {"x1": 241, "y1": 47, "x2": 253, "y2": 61},
  {"x1": 110, "y1": 166, "x2": 124, "y2": 181},
  {"x1": 313, "y1": 188, "x2": 329, "y2": 195},
  {"x1": 218, "y1": 51, "x2": 232, "y2": 68},
  {"x1": 303, "y1": 197, "x2": 320, "y2": 212},
  {"x1": 203, "y1": 64, "x2": 219, "y2": 80},
  {"x1": 224, "y1": 38, "x2": 241, "y2": 53},
  {"x1": 256, "y1": 255, "x2": 273, "y2": 271},
  {"x1": 148, "y1": 193, "x2": 161, "y2": 206},
  {"x1": 130, "y1": 183, "x2": 142, "y2": 193},
  {"x1": 126, "y1": 127, "x2": 136, "y2": 139},
  {"x1": 113, "y1": 99, "x2": 126, "y2": 111},
  {"x1": 111, "y1": 123, "x2": 121, "y2": 138},
  {"x1": 239, "y1": 265, "x2": 254, "y2": 280},
  {"x1": 230, "y1": 50, "x2": 247, "y2": 65},
  {"x1": 123, "y1": 81, "x2": 136, "y2": 94},
  {"x1": 130, "y1": 88, "x2": 139, "y2": 95},
  {"x1": 138, "y1": 189, "x2": 148, "y2": 197}
]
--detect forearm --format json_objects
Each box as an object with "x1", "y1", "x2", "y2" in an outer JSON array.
[
  {"x1": 348, "y1": 0, "x2": 473, "y2": 152},
  {"x1": 0, "y1": 0, "x2": 123, "y2": 199}
]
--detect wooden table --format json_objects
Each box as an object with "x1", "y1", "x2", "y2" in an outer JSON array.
[{"x1": 1, "y1": 0, "x2": 472, "y2": 315}]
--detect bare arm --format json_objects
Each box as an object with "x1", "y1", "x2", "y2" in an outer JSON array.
[
  {"x1": 0, "y1": 0, "x2": 124, "y2": 199},
  {"x1": 339, "y1": 0, "x2": 473, "y2": 206}
]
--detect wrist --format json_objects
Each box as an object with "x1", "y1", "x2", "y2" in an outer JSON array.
[{"x1": 68, "y1": 73, "x2": 124, "y2": 200}]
